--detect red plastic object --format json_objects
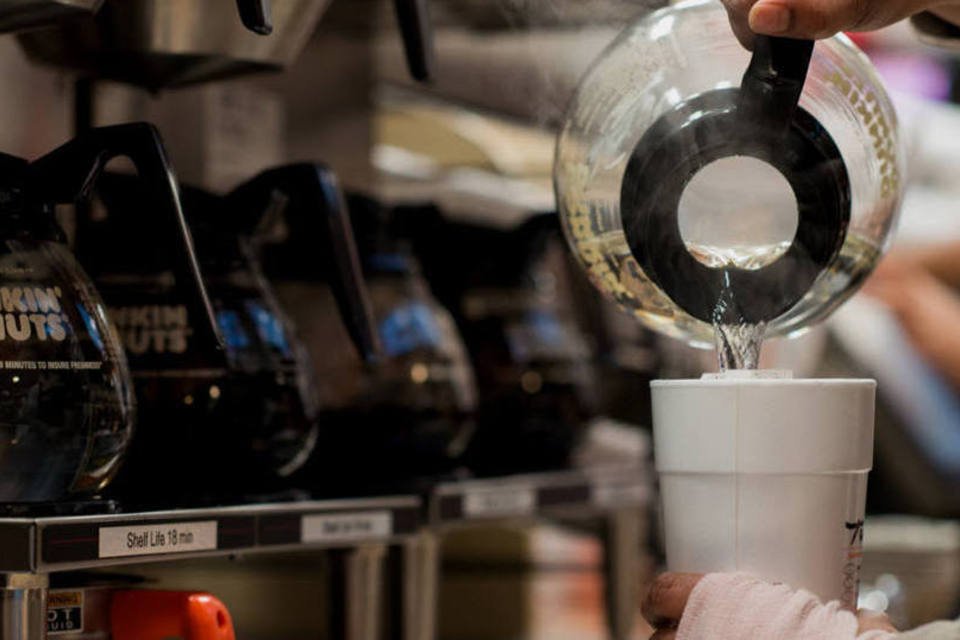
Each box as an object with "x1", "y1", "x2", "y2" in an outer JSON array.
[
  {"x1": 111, "y1": 590, "x2": 236, "y2": 640},
  {"x1": 845, "y1": 31, "x2": 875, "y2": 50}
]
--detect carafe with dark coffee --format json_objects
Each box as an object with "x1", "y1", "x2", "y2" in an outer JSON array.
[
  {"x1": 318, "y1": 193, "x2": 476, "y2": 490},
  {"x1": 88, "y1": 171, "x2": 361, "y2": 503},
  {"x1": 73, "y1": 129, "x2": 232, "y2": 507},
  {"x1": 230, "y1": 170, "x2": 476, "y2": 494},
  {"x1": 415, "y1": 210, "x2": 598, "y2": 475},
  {"x1": 0, "y1": 122, "x2": 211, "y2": 506}
]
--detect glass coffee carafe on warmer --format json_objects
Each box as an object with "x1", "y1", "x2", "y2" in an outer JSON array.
[
  {"x1": 415, "y1": 210, "x2": 599, "y2": 476},
  {"x1": 0, "y1": 123, "x2": 208, "y2": 506},
  {"x1": 229, "y1": 168, "x2": 475, "y2": 495},
  {"x1": 72, "y1": 130, "x2": 230, "y2": 508},
  {"x1": 82, "y1": 161, "x2": 378, "y2": 506}
]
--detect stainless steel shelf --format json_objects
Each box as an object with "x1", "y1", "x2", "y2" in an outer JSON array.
[
  {"x1": 0, "y1": 463, "x2": 649, "y2": 576},
  {"x1": 0, "y1": 496, "x2": 422, "y2": 574},
  {"x1": 430, "y1": 464, "x2": 649, "y2": 527},
  {"x1": 0, "y1": 464, "x2": 650, "y2": 640}
]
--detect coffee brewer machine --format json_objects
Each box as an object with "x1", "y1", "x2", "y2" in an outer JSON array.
[
  {"x1": 18, "y1": 0, "x2": 434, "y2": 89},
  {"x1": 0, "y1": 0, "x2": 101, "y2": 33}
]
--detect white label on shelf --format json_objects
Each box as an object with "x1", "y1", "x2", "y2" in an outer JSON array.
[
  {"x1": 98, "y1": 521, "x2": 218, "y2": 558},
  {"x1": 463, "y1": 487, "x2": 536, "y2": 517},
  {"x1": 592, "y1": 483, "x2": 649, "y2": 507},
  {"x1": 301, "y1": 511, "x2": 393, "y2": 543}
]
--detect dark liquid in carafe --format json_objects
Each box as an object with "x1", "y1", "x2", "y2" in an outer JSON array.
[{"x1": 0, "y1": 241, "x2": 132, "y2": 502}]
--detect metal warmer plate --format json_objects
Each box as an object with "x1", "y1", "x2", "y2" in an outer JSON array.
[
  {"x1": 0, "y1": 496, "x2": 422, "y2": 573},
  {"x1": 429, "y1": 464, "x2": 650, "y2": 526}
]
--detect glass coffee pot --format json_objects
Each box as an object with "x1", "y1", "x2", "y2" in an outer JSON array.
[
  {"x1": 332, "y1": 195, "x2": 477, "y2": 487},
  {"x1": 181, "y1": 184, "x2": 324, "y2": 492},
  {"x1": 246, "y1": 181, "x2": 477, "y2": 494},
  {"x1": 415, "y1": 211, "x2": 598, "y2": 475},
  {"x1": 0, "y1": 123, "x2": 207, "y2": 504},
  {"x1": 555, "y1": 0, "x2": 904, "y2": 346},
  {"x1": 71, "y1": 127, "x2": 231, "y2": 507},
  {"x1": 83, "y1": 161, "x2": 378, "y2": 506},
  {"x1": 88, "y1": 172, "x2": 342, "y2": 503}
]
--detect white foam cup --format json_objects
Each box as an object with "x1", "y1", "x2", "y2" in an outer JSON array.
[{"x1": 651, "y1": 371, "x2": 876, "y2": 608}]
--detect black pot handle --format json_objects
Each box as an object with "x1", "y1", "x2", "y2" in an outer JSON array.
[
  {"x1": 28, "y1": 122, "x2": 225, "y2": 358},
  {"x1": 236, "y1": 0, "x2": 273, "y2": 35},
  {"x1": 227, "y1": 163, "x2": 381, "y2": 362},
  {"x1": 739, "y1": 36, "x2": 814, "y2": 135},
  {"x1": 394, "y1": 0, "x2": 433, "y2": 82}
]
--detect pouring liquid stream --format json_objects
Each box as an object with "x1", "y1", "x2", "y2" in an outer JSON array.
[
  {"x1": 690, "y1": 242, "x2": 785, "y2": 372},
  {"x1": 713, "y1": 310, "x2": 765, "y2": 371}
]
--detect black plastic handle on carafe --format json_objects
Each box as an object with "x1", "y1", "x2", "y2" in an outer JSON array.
[
  {"x1": 28, "y1": 122, "x2": 226, "y2": 357},
  {"x1": 619, "y1": 33, "x2": 850, "y2": 325},
  {"x1": 236, "y1": 0, "x2": 273, "y2": 35},
  {"x1": 394, "y1": 0, "x2": 433, "y2": 82},
  {"x1": 227, "y1": 164, "x2": 381, "y2": 363},
  {"x1": 739, "y1": 36, "x2": 814, "y2": 136}
]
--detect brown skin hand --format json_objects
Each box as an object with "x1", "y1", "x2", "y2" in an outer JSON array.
[{"x1": 720, "y1": 0, "x2": 960, "y2": 47}]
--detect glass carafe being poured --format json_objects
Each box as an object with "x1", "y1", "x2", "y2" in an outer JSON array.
[
  {"x1": 555, "y1": 0, "x2": 903, "y2": 359},
  {"x1": 554, "y1": 0, "x2": 901, "y2": 607}
]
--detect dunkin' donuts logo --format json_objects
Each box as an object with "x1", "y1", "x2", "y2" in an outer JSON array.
[
  {"x1": 0, "y1": 286, "x2": 68, "y2": 342},
  {"x1": 111, "y1": 305, "x2": 192, "y2": 355},
  {"x1": 841, "y1": 519, "x2": 865, "y2": 609}
]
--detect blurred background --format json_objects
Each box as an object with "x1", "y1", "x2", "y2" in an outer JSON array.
[{"x1": 4, "y1": 0, "x2": 960, "y2": 638}]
